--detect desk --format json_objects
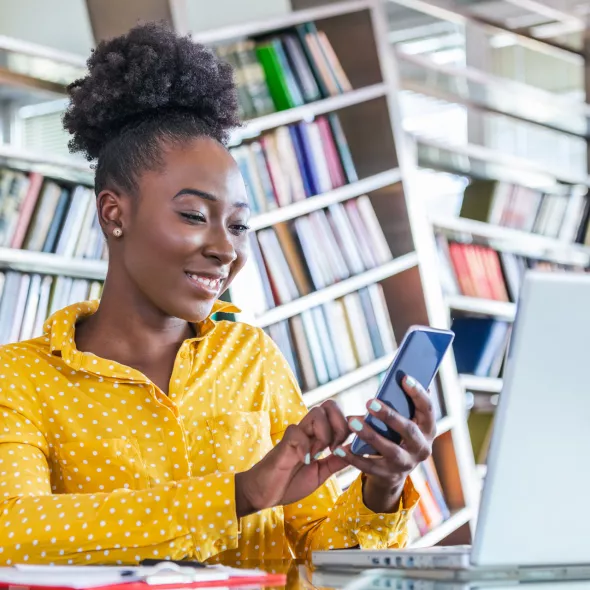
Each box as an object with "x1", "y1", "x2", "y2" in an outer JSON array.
[{"x1": 2, "y1": 561, "x2": 590, "y2": 590}]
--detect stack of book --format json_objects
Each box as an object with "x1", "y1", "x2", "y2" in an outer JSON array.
[
  {"x1": 230, "y1": 114, "x2": 357, "y2": 214},
  {"x1": 215, "y1": 22, "x2": 352, "y2": 120},
  {"x1": 459, "y1": 179, "x2": 589, "y2": 243},
  {"x1": 265, "y1": 283, "x2": 396, "y2": 392},
  {"x1": 0, "y1": 271, "x2": 103, "y2": 345},
  {"x1": 435, "y1": 236, "x2": 587, "y2": 303},
  {"x1": 408, "y1": 457, "x2": 452, "y2": 541},
  {"x1": 0, "y1": 167, "x2": 105, "y2": 259},
  {"x1": 245, "y1": 196, "x2": 392, "y2": 313}
]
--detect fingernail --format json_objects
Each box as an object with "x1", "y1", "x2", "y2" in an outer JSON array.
[
  {"x1": 304, "y1": 453, "x2": 310, "y2": 465},
  {"x1": 350, "y1": 418, "x2": 363, "y2": 432},
  {"x1": 334, "y1": 448, "x2": 346, "y2": 458},
  {"x1": 369, "y1": 400, "x2": 382, "y2": 412},
  {"x1": 314, "y1": 452, "x2": 322, "y2": 460},
  {"x1": 406, "y1": 376, "x2": 417, "y2": 388}
]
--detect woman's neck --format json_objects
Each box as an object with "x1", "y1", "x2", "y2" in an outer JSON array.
[{"x1": 75, "y1": 271, "x2": 194, "y2": 392}]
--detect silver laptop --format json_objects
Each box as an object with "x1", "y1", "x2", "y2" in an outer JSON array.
[{"x1": 313, "y1": 271, "x2": 590, "y2": 579}]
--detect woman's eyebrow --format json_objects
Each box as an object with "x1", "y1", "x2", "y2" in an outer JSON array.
[{"x1": 173, "y1": 188, "x2": 249, "y2": 209}]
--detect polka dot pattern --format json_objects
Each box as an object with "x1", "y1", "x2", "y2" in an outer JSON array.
[{"x1": 0, "y1": 300, "x2": 417, "y2": 565}]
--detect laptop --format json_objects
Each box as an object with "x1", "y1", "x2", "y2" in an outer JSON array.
[{"x1": 313, "y1": 271, "x2": 590, "y2": 580}]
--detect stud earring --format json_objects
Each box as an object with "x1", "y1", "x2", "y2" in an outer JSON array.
[{"x1": 112, "y1": 228, "x2": 123, "y2": 238}]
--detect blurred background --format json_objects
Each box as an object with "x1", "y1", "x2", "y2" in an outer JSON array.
[{"x1": 0, "y1": 0, "x2": 588, "y2": 547}]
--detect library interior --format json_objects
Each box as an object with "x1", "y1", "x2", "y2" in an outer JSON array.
[{"x1": 0, "y1": 0, "x2": 589, "y2": 588}]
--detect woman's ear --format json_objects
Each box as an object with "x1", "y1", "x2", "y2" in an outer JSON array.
[{"x1": 97, "y1": 189, "x2": 125, "y2": 238}]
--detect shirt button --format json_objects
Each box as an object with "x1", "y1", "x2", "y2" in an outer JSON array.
[{"x1": 180, "y1": 351, "x2": 189, "y2": 359}]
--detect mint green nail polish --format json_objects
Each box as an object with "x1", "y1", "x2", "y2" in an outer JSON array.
[
  {"x1": 334, "y1": 448, "x2": 346, "y2": 458},
  {"x1": 304, "y1": 453, "x2": 310, "y2": 465},
  {"x1": 406, "y1": 376, "x2": 417, "y2": 388},
  {"x1": 350, "y1": 418, "x2": 363, "y2": 432},
  {"x1": 369, "y1": 400, "x2": 382, "y2": 412},
  {"x1": 314, "y1": 452, "x2": 322, "y2": 460}
]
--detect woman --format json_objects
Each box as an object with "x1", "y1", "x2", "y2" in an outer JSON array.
[{"x1": 0, "y1": 23, "x2": 436, "y2": 565}]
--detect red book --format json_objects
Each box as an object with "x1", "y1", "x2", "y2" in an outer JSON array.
[
  {"x1": 10, "y1": 172, "x2": 44, "y2": 249},
  {"x1": 448, "y1": 243, "x2": 476, "y2": 297}
]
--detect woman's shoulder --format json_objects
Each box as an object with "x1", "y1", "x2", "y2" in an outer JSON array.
[{"x1": 0, "y1": 335, "x2": 51, "y2": 365}]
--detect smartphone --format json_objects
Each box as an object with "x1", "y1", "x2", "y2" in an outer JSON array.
[{"x1": 350, "y1": 325, "x2": 454, "y2": 456}]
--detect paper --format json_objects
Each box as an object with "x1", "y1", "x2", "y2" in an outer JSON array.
[{"x1": 0, "y1": 563, "x2": 263, "y2": 589}]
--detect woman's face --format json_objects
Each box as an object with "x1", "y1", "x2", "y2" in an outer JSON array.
[{"x1": 104, "y1": 136, "x2": 250, "y2": 323}]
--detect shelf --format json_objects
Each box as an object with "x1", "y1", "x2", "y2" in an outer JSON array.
[
  {"x1": 230, "y1": 83, "x2": 388, "y2": 146},
  {"x1": 0, "y1": 248, "x2": 107, "y2": 280},
  {"x1": 432, "y1": 216, "x2": 590, "y2": 267},
  {"x1": 414, "y1": 136, "x2": 590, "y2": 189},
  {"x1": 0, "y1": 144, "x2": 93, "y2": 185},
  {"x1": 460, "y1": 375, "x2": 503, "y2": 394},
  {"x1": 397, "y1": 52, "x2": 590, "y2": 140},
  {"x1": 435, "y1": 415, "x2": 454, "y2": 437},
  {"x1": 250, "y1": 168, "x2": 401, "y2": 231},
  {"x1": 410, "y1": 507, "x2": 473, "y2": 548},
  {"x1": 192, "y1": 0, "x2": 372, "y2": 45},
  {"x1": 256, "y1": 252, "x2": 419, "y2": 328},
  {"x1": 446, "y1": 295, "x2": 516, "y2": 321},
  {"x1": 304, "y1": 353, "x2": 396, "y2": 408}
]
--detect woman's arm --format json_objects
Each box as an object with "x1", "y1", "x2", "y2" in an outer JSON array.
[
  {"x1": 0, "y1": 399, "x2": 241, "y2": 565},
  {"x1": 258, "y1": 332, "x2": 420, "y2": 559}
]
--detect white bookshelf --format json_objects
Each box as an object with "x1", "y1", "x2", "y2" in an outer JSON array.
[
  {"x1": 432, "y1": 216, "x2": 590, "y2": 268},
  {"x1": 446, "y1": 295, "x2": 517, "y2": 322},
  {"x1": 231, "y1": 83, "x2": 388, "y2": 146},
  {"x1": 460, "y1": 375, "x2": 504, "y2": 394},
  {"x1": 255, "y1": 252, "x2": 419, "y2": 328},
  {"x1": 250, "y1": 168, "x2": 401, "y2": 231},
  {"x1": 410, "y1": 507, "x2": 473, "y2": 548}
]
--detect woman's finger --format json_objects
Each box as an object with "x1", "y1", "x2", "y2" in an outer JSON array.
[
  {"x1": 365, "y1": 399, "x2": 431, "y2": 460},
  {"x1": 299, "y1": 406, "x2": 334, "y2": 459},
  {"x1": 402, "y1": 375, "x2": 436, "y2": 437},
  {"x1": 278, "y1": 423, "x2": 313, "y2": 466},
  {"x1": 320, "y1": 399, "x2": 352, "y2": 452},
  {"x1": 347, "y1": 417, "x2": 415, "y2": 471},
  {"x1": 331, "y1": 444, "x2": 407, "y2": 480}
]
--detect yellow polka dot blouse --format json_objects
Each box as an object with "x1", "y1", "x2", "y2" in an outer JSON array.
[{"x1": 0, "y1": 300, "x2": 418, "y2": 565}]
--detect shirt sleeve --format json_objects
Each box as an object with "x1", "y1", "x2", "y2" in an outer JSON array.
[
  {"x1": 260, "y1": 331, "x2": 420, "y2": 559},
  {"x1": 0, "y1": 357, "x2": 239, "y2": 565}
]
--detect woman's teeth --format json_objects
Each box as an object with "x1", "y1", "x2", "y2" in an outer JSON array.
[{"x1": 187, "y1": 273, "x2": 221, "y2": 289}]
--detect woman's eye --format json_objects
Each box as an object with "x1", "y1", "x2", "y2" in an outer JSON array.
[
  {"x1": 180, "y1": 212, "x2": 206, "y2": 223},
  {"x1": 230, "y1": 224, "x2": 251, "y2": 235}
]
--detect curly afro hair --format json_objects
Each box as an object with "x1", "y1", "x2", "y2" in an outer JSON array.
[{"x1": 63, "y1": 21, "x2": 240, "y2": 194}]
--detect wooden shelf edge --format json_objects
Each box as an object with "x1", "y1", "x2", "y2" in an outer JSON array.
[
  {"x1": 432, "y1": 216, "x2": 590, "y2": 267},
  {"x1": 304, "y1": 353, "x2": 395, "y2": 407},
  {"x1": 409, "y1": 507, "x2": 472, "y2": 548},
  {"x1": 256, "y1": 252, "x2": 419, "y2": 327},
  {"x1": 460, "y1": 375, "x2": 503, "y2": 393},
  {"x1": 231, "y1": 83, "x2": 388, "y2": 146},
  {"x1": 446, "y1": 295, "x2": 516, "y2": 321},
  {"x1": 0, "y1": 248, "x2": 107, "y2": 280},
  {"x1": 250, "y1": 168, "x2": 401, "y2": 231}
]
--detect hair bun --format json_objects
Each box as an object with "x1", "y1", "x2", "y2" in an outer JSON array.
[{"x1": 63, "y1": 21, "x2": 239, "y2": 160}]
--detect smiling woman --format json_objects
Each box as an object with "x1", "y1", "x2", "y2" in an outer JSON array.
[{"x1": 0, "y1": 21, "x2": 434, "y2": 566}]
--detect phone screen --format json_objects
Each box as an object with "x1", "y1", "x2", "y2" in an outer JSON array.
[{"x1": 351, "y1": 328, "x2": 454, "y2": 455}]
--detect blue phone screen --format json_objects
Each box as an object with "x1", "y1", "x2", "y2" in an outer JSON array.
[{"x1": 351, "y1": 328, "x2": 454, "y2": 455}]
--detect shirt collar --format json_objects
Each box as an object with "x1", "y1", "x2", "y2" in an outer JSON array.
[{"x1": 44, "y1": 299, "x2": 241, "y2": 376}]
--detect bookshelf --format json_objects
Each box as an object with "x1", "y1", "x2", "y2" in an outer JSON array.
[
  {"x1": 384, "y1": 0, "x2": 590, "y2": 492},
  {"x1": 0, "y1": 0, "x2": 479, "y2": 547}
]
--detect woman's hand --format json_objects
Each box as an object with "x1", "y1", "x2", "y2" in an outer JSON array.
[
  {"x1": 235, "y1": 400, "x2": 351, "y2": 517},
  {"x1": 335, "y1": 375, "x2": 436, "y2": 513}
]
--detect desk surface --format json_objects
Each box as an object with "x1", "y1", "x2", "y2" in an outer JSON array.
[
  {"x1": 2, "y1": 560, "x2": 590, "y2": 590},
  {"x1": 218, "y1": 561, "x2": 590, "y2": 590}
]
